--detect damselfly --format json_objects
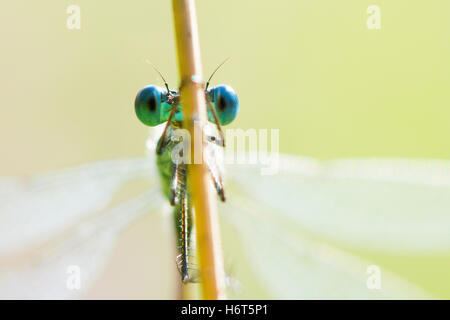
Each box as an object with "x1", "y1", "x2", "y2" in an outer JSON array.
[
  {"x1": 0, "y1": 72, "x2": 450, "y2": 298},
  {"x1": 134, "y1": 61, "x2": 239, "y2": 283}
]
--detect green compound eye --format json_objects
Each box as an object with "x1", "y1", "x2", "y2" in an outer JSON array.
[
  {"x1": 135, "y1": 85, "x2": 167, "y2": 126},
  {"x1": 207, "y1": 84, "x2": 239, "y2": 126}
]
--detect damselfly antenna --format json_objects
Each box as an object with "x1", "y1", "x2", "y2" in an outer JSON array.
[
  {"x1": 145, "y1": 59, "x2": 170, "y2": 93},
  {"x1": 205, "y1": 58, "x2": 230, "y2": 90}
]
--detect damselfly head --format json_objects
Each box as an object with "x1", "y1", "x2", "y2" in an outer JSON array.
[{"x1": 136, "y1": 59, "x2": 239, "y2": 128}]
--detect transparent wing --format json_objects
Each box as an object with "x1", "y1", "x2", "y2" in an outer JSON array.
[
  {"x1": 0, "y1": 157, "x2": 154, "y2": 257},
  {"x1": 220, "y1": 192, "x2": 431, "y2": 299},
  {"x1": 225, "y1": 155, "x2": 450, "y2": 254},
  {"x1": 219, "y1": 154, "x2": 450, "y2": 298},
  {"x1": 0, "y1": 157, "x2": 168, "y2": 298},
  {"x1": 2, "y1": 152, "x2": 448, "y2": 299},
  {"x1": 0, "y1": 191, "x2": 165, "y2": 299}
]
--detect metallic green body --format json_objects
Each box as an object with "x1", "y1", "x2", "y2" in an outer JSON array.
[{"x1": 156, "y1": 125, "x2": 195, "y2": 282}]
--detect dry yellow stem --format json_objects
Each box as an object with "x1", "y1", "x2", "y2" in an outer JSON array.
[{"x1": 171, "y1": 0, "x2": 227, "y2": 300}]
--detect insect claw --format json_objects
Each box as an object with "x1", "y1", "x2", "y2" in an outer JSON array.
[
  {"x1": 170, "y1": 192, "x2": 177, "y2": 206},
  {"x1": 218, "y1": 189, "x2": 226, "y2": 202},
  {"x1": 182, "y1": 274, "x2": 190, "y2": 283}
]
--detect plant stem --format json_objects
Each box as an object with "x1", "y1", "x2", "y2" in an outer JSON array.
[{"x1": 171, "y1": 0, "x2": 227, "y2": 300}]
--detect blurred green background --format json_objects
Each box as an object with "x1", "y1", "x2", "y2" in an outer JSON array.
[{"x1": 0, "y1": 1, "x2": 449, "y2": 298}]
